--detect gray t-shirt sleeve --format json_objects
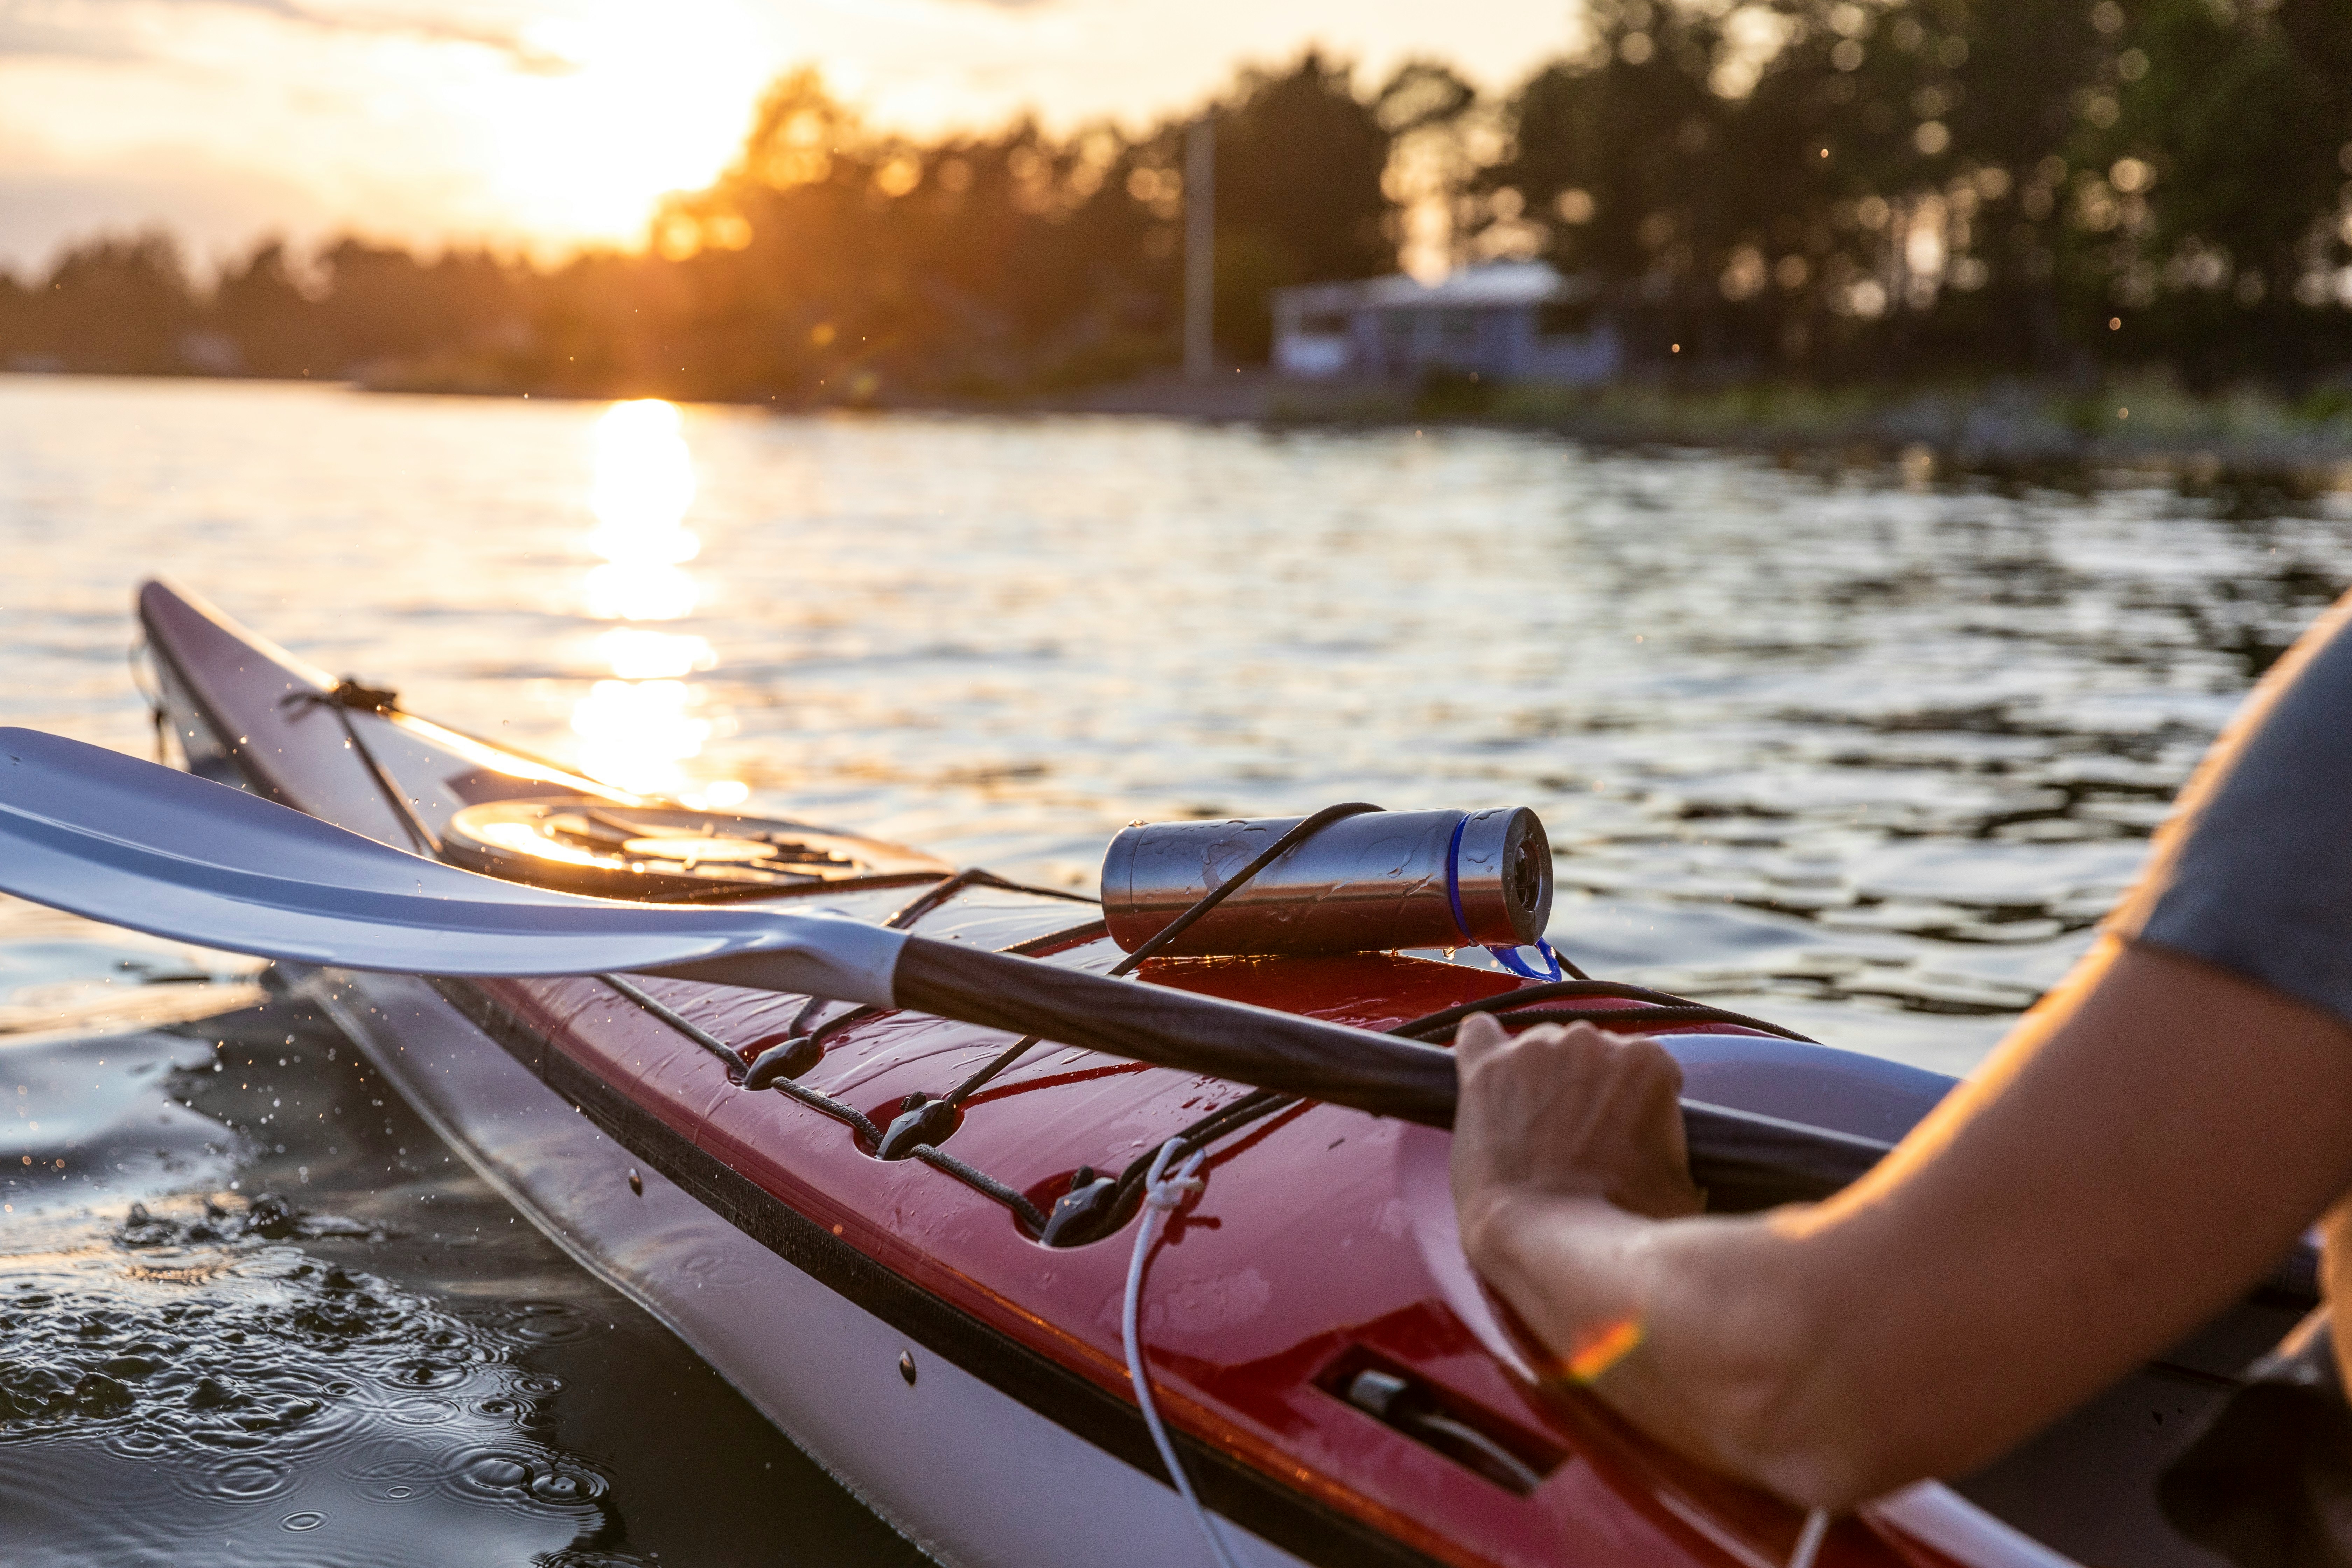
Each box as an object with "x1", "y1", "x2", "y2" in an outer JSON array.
[{"x1": 2112, "y1": 595, "x2": 2352, "y2": 1026}]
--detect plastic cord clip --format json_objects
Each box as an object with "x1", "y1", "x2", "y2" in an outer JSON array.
[
  {"x1": 1788, "y1": 1508, "x2": 1830, "y2": 1568},
  {"x1": 1489, "y1": 938, "x2": 1565, "y2": 983}
]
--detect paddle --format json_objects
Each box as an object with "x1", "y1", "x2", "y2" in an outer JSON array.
[{"x1": 0, "y1": 728, "x2": 1888, "y2": 1204}]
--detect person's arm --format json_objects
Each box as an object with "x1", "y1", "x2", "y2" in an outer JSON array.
[{"x1": 1451, "y1": 934, "x2": 2352, "y2": 1507}]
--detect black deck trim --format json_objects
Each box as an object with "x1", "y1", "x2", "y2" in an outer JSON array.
[
  {"x1": 430, "y1": 977, "x2": 1447, "y2": 1568},
  {"x1": 140, "y1": 608, "x2": 294, "y2": 806}
]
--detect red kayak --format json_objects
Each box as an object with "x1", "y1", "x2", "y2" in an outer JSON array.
[{"x1": 134, "y1": 578, "x2": 2293, "y2": 1568}]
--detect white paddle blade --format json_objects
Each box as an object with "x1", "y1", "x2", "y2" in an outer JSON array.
[{"x1": 0, "y1": 728, "x2": 902, "y2": 1002}]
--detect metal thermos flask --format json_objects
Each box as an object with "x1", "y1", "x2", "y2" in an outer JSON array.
[{"x1": 1100, "y1": 807, "x2": 1553, "y2": 958}]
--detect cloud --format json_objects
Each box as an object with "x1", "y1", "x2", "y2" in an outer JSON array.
[
  {"x1": 233, "y1": 0, "x2": 583, "y2": 73},
  {"x1": 0, "y1": 0, "x2": 577, "y2": 74},
  {"x1": 0, "y1": 9, "x2": 146, "y2": 58},
  {"x1": 0, "y1": 151, "x2": 336, "y2": 277}
]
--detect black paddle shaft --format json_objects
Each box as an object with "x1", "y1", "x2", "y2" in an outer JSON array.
[{"x1": 890, "y1": 937, "x2": 1891, "y2": 1209}]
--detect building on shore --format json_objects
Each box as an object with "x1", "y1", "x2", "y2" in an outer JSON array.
[{"x1": 1269, "y1": 261, "x2": 1622, "y2": 385}]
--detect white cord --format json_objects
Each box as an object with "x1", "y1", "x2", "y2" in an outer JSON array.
[
  {"x1": 1125, "y1": 1137, "x2": 1815, "y2": 1568},
  {"x1": 1787, "y1": 1507, "x2": 1830, "y2": 1568},
  {"x1": 1124, "y1": 1139, "x2": 1245, "y2": 1568}
]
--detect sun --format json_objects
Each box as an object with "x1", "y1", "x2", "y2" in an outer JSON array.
[{"x1": 469, "y1": 0, "x2": 768, "y2": 248}]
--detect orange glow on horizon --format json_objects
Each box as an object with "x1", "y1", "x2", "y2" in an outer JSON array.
[{"x1": 0, "y1": 0, "x2": 1587, "y2": 272}]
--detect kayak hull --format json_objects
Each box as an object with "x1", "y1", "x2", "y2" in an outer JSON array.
[{"x1": 299, "y1": 966, "x2": 1322, "y2": 1568}]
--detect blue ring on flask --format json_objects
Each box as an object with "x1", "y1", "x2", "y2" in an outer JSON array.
[
  {"x1": 1451, "y1": 811, "x2": 1560, "y2": 979},
  {"x1": 1444, "y1": 813, "x2": 1472, "y2": 941}
]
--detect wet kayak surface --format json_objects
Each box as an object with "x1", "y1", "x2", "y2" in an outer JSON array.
[{"x1": 7, "y1": 375, "x2": 2352, "y2": 1562}]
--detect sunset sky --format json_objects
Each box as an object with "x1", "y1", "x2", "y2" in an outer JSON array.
[{"x1": 0, "y1": 0, "x2": 1583, "y2": 274}]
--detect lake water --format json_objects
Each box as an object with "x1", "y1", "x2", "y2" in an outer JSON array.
[{"x1": 4, "y1": 373, "x2": 2349, "y2": 1563}]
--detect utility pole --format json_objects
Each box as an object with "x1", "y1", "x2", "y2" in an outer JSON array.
[{"x1": 1183, "y1": 117, "x2": 1214, "y2": 383}]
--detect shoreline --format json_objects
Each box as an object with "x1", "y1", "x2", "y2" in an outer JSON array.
[
  {"x1": 1033, "y1": 371, "x2": 2352, "y2": 493},
  {"x1": 16, "y1": 364, "x2": 2352, "y2": 491}
]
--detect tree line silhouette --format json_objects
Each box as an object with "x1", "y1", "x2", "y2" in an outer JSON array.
[{"x1": 5, "y1": 0, "x2": 2352, "y2": 401}]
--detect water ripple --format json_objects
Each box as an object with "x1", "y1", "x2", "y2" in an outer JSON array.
[{"x1": 0, "y1": 978, "x2": 924, "y2": 1566}]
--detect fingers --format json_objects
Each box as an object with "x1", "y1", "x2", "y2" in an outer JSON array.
[
  {"x1": 1457, "y1": 1018, "x2": 1678, "y2": 1136},
  {"x1": 1453, "y1": 1011, "x2": 1511, "y2": 1072},
  {"x1": 1451, "y1": 1015, "x2": 1703, "y2": 1220}
]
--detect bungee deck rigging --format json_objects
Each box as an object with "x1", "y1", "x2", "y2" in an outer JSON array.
[{"x1": 205, "y1": 664, "x2": 1889, "y2": 1235}]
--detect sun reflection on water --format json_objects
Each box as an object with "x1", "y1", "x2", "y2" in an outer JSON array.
[
  {"x1": 574, "y1": 400, "x2": 741, "y2": 802},
  {"x1": 585, "y1": 398, "x2": 700, "y2": 624},
  {"x1": 590, "y1": 400, "x2": 696, "y2": 546},
  {"x1": 573, "y1": 677, "x2": 714, "y2": 793},
  {"x1": 585, "y1": 565, "x2": 699, "y2": 624},
  {"x1": 597, "y1": 626, "x2": 715, "y2": 680}
]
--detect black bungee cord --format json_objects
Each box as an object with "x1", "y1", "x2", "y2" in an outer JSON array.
[
  {"x1": 280, "y1": 681, "x2": 445, "y2": 856},
  {"x1": 600, "y1": 971, "x2": 1055, "y2": 1228},
  {"x1": 869, "y1": 802, "x2": 1383, "y2": 1160},
  {"x1": 768, "y1": 870, "x2": 1101, "y2": 1054},
  {"x1": 1389, "y1": 980, "x2": 1818, "y2": 1045}
]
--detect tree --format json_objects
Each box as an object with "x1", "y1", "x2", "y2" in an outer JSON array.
[
  {"x1": 1207, "y1": 52, "x2": 1397, "y2": 361},
  {"x1": 2078, "y1": 0, "x2": 2352, "y2": 384},
  {"x1": 213, "y1": 241, "x2": 325, "y2": 377},
  {"x1": 28, "y1": 233, "x2": 197, "y2": 374}
]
